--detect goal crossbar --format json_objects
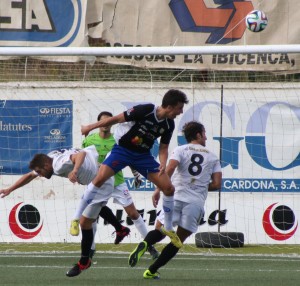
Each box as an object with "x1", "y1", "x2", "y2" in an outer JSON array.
[{"x1": 0, "y1": 45, "x2": 300, "y2": 56}]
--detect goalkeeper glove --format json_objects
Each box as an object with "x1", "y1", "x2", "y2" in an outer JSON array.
[{"x1": 131, "y1": 169, "x2": 143, "y2": 188}]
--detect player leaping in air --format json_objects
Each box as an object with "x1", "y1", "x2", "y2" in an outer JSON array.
[
  {"x1": 70, "y1": 89, "x2": 189, "y2": 275},
  {"x1": 70, "y1": 111, "x2": 159, "y2": 260}
]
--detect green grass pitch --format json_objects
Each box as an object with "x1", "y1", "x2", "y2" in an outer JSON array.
[{"x1": 1, "y1": 243, "x2": 300, "y2": 286}]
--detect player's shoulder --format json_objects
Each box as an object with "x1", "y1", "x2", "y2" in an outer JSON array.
[
  {"x1": 174, "y1": 144, "x2": 186, "y2": 151},
  {"x1": 82, "y1": 133, "x2": 99, "y2": 145},
  {"x1": 176, "y1": 143, "x2": 195, "y2": 150},
  {"x1": 85, "y1": 133, "x2": 99, "y2": 140},
  {"x1": 177, "y1": 143, "x2": 214, "y2": 155},
  {"x1": 166, "y1": 117, "x2": 175, "y2": 128},
  {"x1": 171, "y1": 144, "x2": 186, "y2": 157},
  {"x1": 130, "y1": 103, "x2": 153, "y2": 109},
  {"x1": 202, "y1": 148, "x2": 219, "y2": 162},
  {"x1": 108, "y1": 134, "x2": 116, "y2": 141},
  {"x1": 48, "y1": 148, "x2": 80, "y2": 158},
  {"x1": 137, "y1": 103, "x2": 154, "y2": 108},
  {"x1": 47, "y1": 149, "x2": 67, "y2": 158},
  {"x1": 136, "y1": 103, "x2": 155, "y2": 112},
  {"x1": 125, "y1": 103, "x2": 155, "y2": 120}
]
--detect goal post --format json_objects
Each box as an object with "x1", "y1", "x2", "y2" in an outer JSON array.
[{"x1": 0, "y1": 46, "x2": 299, "y2": 253}]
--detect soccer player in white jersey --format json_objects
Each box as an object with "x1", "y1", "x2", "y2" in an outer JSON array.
[
  {"x1": 128, "y1": 121, "x2": 222, "y2": 279},
  {"x1": 0, "y1": 146, "x2": 106, "y2": 195},
  {"x1": 0, "y1": 146, "x2": 126, "y2": 264}
]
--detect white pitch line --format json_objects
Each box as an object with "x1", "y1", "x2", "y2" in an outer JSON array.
[
  {"x1": 1, "y1": 264, "x2": 300, "y2": 273},
  {"x1": 1, "y1": 253, "x2": 300, "y2": 263},
  {"x1": 2, "y1": 250, "x2": 300, "y2": 259}
]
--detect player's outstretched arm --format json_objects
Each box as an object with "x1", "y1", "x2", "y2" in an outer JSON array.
[
  {"x1": 81, "y1": 113, "x2": 126, "y2": 136},
  {"x1": 165, "y1": 159, "x2": 179, "y2": 178},
  {"x1": 158, "y1": 143, "x2": 169, "y2": 175},
  {"x1": 68, "y1": 151, "x2": 87, "y2": 183},
  {"x1": 0, "y1": 172, "x2": 38, "y2": 198}
]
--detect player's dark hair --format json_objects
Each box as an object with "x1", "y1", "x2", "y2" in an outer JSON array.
[
  {"x1": 97, "y1": 111, "x2": 113, "y2": 121},
  {"x1": 29, "y1": 154, "x2": 51, "y2": 170},
  {"x1": 162, "y1": 89, "x2": 189, "y2": 107},
  {"x1": 183, "y1": 121, "x2": 205, "y2": 143}
]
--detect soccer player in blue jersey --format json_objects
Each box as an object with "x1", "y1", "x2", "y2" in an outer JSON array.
[{"x1": 67, "y1": 89, "x2": 189, "y2": 277}]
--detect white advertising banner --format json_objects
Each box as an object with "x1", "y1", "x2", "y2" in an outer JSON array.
[
  {"x1": 0, "y1": 193, "x2": 299, "y2": 244},
  {"x1": 0, "y1": 82, "x2": 299, "y2": 244},
  {"x1": 87, "y1": 0, "x2": 300, "y2": 72},
  {"x1": 0, "y1": 1, "x2": 299, "y2": 71}
]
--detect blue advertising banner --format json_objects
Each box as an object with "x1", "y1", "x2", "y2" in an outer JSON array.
[
  {"x1": 0, "y1": 0, "x2": 87, "y2": 47},
  {"x1": 0, "y1": 100, "x2": 73, "y2": 174}
]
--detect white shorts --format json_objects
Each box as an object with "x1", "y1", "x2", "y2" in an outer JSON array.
[
  {"x1": 157, "y1": 200, "x2": 205, "y2": 233},
  {"x1": 82, "y1": 177, "x2": 114, "y2": 219},
  {"x1": 111, "y1": 182, "x2": 133, "y2": 208}
]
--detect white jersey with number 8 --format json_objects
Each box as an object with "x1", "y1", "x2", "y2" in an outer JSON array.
[{"x1": 170, "y1": 143, "x2": 221, "y2": 205}]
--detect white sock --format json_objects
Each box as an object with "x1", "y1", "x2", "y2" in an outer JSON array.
[
  {"x1": 73, "y1": 182, "x2": 97, "y2": 220},
  {"x1": 73, "y1": 198, "x2": 88, "y2": 220},
  {"x1": 162, "y1": 195, "x2": 174, "y2": 231},
  {"x1": 132, "y1": 215, "x2": 148, "y2": 238}
]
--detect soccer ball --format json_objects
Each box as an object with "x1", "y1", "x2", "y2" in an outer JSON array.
[{"x1": 245, "y1": 10, "x2": 268, "y2": 32}]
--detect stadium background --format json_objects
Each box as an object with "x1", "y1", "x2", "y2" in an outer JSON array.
[{"x1": 0, "y1": 0, "x2": 299, "y2": 247}]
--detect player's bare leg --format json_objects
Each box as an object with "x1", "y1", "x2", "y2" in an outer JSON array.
[{"x1": 147, "y1": 172, "x2": 182, "y2": 248}]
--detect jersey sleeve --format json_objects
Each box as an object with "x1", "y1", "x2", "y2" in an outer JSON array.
[
  {"x1": 212, "y1": 158, "x2": 222, "y2": 173},
  {"x1": 123, "y1": 104, "x2": 154, "y2": 122},
  {"x1": 52, "y1": 153, "x2": 73, "y2": 175},
  {"x1": 82, "y1": 134, "x2": 93, "y2": 148},
  {"x1": 169, "y1": 146, "x2": 182, "y2": 162},
  {"x1": 160, "y1": 120, "x2": 174, "y2": 145},
  {"x1": 51, "y1": 149, "x2": 82, "y2": 175},
  {"x1": 82, "y1": 137, "x2": 88, "y2": 148}
]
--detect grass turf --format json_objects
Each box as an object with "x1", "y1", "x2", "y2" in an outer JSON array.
[{"x1": 0, "y1": 244, "x2": 300, "y2": 285}]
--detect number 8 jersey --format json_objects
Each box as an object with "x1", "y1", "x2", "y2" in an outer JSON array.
[{"x1": 170, "y1": 143, "x2": 221, "y2": 204}]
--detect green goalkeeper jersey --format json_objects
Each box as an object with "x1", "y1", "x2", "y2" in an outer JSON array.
[{"x1": 82, "y1": 133, "x2": 125, "y2": 186}]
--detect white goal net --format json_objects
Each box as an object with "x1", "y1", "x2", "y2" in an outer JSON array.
[{"x1": 0, "y1": 47, "x2": 299, "y2": 251}]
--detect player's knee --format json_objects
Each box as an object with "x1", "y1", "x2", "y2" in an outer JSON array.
[
  {"x1": 92, "y1": 176, "x2": 104, "y2": 188},
  {"x1": 92, "y1": 172, "x2": 113, "y2": 188},
  {"x1": 124, "y1": 204, "x2": 140, "y2": 220},
  {"x1": 162, "y1": 184, "x2": 175, "y2": 196},
  {"x1": 129, "y1": 212, "x2": 140, "y2": 220},
  {"x1": 80, "y1": 216, "x2": 94, "y2": 230},
  {"x1": 93, "y1": 165, "x2": 115, "y2": 187}
]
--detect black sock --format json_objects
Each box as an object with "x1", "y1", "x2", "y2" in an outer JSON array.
[
  {"x1": 148, "y1": 243, "x2": 179, "y2": 273},
  {"x1": 80, "y1": 228, "x2": 94, "y2": 265},
  {"x1": 99, "y1": 206, "x2": 122, "y2": 231},
  {"x1": 144, "y1": 229, "x2": 165, "y2": 245}
]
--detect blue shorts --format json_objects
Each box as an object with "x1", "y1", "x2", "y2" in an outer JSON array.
[{"x1": 103, "y1": 144, "x2": 160, "y2": 178}]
